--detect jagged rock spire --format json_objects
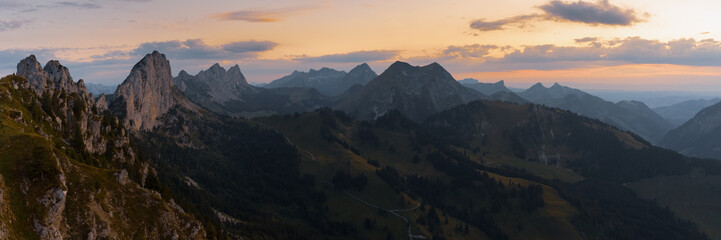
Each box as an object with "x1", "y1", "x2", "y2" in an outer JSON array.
[{"x1": 112, "y1": 51, "x2": 176, "y2": 131}]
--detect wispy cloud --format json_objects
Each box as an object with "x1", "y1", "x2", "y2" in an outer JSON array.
[
  {"x1": 0, "y1": 19, "x2": 29, "y2": 31},
  {"x1": 213, "y1": 6, "x2": 320, "y2": 22},
  {"x1": 470, "y1": 14, "x2": 542, "y2": 31},
  {"x1": 540, "y1": 0, "x2": 644, "y2": 26},
  {"x1": 443, "y1": 44, "x2": 501, "y2": 58},
  {"x1": 470, "y1": 0, "x2": 646, "y2": 32},
  {"x1": 57, "y1": 1, "x2": 102, "y2": 9},
  {"x1": 133, "y1": 39, "x2": 278, "y2": 60},
  {"x1": 430, "y1": 37, "x2": 721, "y2": 73},
  {"x1": 292, "y1": 50, "x2": 399, "y2": 63},
  {"x1": 574, "y1": 37, "x2": 599, "y2": 43}
]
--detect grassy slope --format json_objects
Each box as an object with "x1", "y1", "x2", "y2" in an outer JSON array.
[
  {"x1": 628, "y1": 172, "x2": 721, "y2": 240},
  {"x1": 256, "y1": 110, "x2": 582, "y2": 240}
]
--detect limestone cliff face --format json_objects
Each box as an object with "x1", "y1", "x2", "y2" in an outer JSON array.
[{"x1": 112, "y1": 51, "x2": 175, "y2": 131}]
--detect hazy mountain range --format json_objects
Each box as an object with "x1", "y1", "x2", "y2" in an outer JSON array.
[
  {"x1": 265, "y1": 63, "x2": 377, "y2": 96},
  {"x1": 3, "y1": 51, "x2": 721, "y2": 239},
  {"x1": 514, "y1": 83, "x2": 673, "y2": 143},
  {"x1": 653, "y1": 98, "x2": 721, "y2": 127}
]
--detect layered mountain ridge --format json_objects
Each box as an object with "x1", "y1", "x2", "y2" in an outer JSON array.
[
  {"x1": 4, "y1": 51, "x2": 721, "y2": 240},
  {"x1": 659, "y1": 101, "x2": 721, "y2": 160},
  {"x1": 518, "y1": 82, "x2": 673, "y2": 143},
  {"x1": 265, "y1": 63, "x2": 377, "y2": 96}
]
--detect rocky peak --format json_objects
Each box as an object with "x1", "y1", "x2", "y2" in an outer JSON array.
[
  {"x1": 336, "y1": 61, "x2": 483, "y2": 122},
  {"x1": 227, "y1": 65, "x2": 247, "y2": 85},
  {"x1": 174, "y1": 63, "x2": 256, "y2": 104},
  {"x1": 344, "y1": 63, "x2": 377, "y2": 86},
  {"x1": 43, "y1": 60, "x2": 89, "y2": 97},
  {"x1": 17, "y1": 55, "x2": 91, "y2": 101},
  {"x1": 17, "y1": 55, "x2": 49, "y2": 92},
  {"x1": 530, "y1": 82, "x2": 546, "y2": 90},
  {"x1": 111, "y1": 51, "x2": 176, "y2": 131}
]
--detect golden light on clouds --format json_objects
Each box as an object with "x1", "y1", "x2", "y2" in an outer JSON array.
[{"x1": 0, "y1": 0, "x2": 719, "y2": 88}]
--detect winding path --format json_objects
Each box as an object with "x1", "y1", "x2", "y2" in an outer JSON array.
[{"x1": 342, "y1": 190, "x2": 424, "y2": 240}]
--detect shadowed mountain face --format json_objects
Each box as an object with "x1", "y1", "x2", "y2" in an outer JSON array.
[
  {"x1": 660, "y1": 102, "x2": 721, "y2": 160},
  {"x1": 265, "y1": 63, "x2": 378, "y2": 96},
  {"x1": 461, "y1": 79, "x2": 528, "y2": 104},
  {"x1": 174, "y1": 64, "x2": 331, "y2": 118},
  {"x1": 653, "y1": 98, "x2": 721, "y2": 127},
  {"x1": 335, "y1": 61, "x2": 486, "y2": 122},
  {"x1": 518, "y1": 83, "x2": 673, "y2": 143}
]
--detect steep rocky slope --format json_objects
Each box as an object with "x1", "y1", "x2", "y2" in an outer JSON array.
[
  {"x1": 0, "y1": 55, "x2": 205, "y2": 239},
  {"x1": 111, "y1": 51, "x2": 180, "y2": 131}
]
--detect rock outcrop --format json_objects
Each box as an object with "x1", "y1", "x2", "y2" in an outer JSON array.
[
  {"x1": 3, "y1": 55, "x2": 207, "y2": 239},
  {"x1": 111, "y1": 51, "x2": 176, "y2": 131}
]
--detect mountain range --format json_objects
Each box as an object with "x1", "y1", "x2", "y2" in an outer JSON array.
[
  {"x1": 517, "y1": 83, "x2": 673, "y2": 143},
  {"x1": 659, "y1": 101, "x2": 721, "y2": 160},
  {"x1": 3, "y1": 51, "x2": 721, "y2": 239},
  {"x1": 653, "y1": 98, "x2": 721, "y2": 127},
  {"x1": 265, "y1": 63, "x2": 378, "y2": 96},
  {"x1": 173, "y1": 63, "x2": 329, "y2": 118},
  {"x1": 335, "y1": 61, "x2": 487, "y2": 122}
]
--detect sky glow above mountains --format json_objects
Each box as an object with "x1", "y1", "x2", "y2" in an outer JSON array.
[{"x1": 1, "y1": 0, "x2": 720, "y2": 91}]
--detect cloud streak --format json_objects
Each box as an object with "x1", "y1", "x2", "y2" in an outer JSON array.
[
  {"x1": 0, "y1": 20, "x2": 26, "y2": 31},
  {"x1": 292, "y1": 50, "x2": 399, "y2": 63},
  {"x1": 470, "y1": 0, "x2": 646, "y2": 32},
  {"x1": 214, "y1": 6, "x2": 319, "y2": 22},
  {"x1": 133, "y1": 39, "x2": 278, "y2": 60},
  {"x1": 57, "y1": 1, "x2": 102, "y2": 9},
  {"x1": 540, "y1": 0, "x2": 643, "y2": 25},
  {"x1": 430, "y1": 37, "x2": 721, "y2": 74}
]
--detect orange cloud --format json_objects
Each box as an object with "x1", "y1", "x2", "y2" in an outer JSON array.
[{"x1": 213, "y1": 6, "x2": 321, "y2": 23}]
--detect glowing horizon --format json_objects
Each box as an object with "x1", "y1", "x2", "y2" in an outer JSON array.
[{"x1": 1, "y1": 0, "x2": 720, "y2": 91}]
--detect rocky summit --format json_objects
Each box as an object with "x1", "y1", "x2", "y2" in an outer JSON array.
[
  {"x1": 111, "y1": 51, "x2": 176, "y2": 131},
  {"x1": 335, "y1": 61, "x2": 484, "y2": 122}
]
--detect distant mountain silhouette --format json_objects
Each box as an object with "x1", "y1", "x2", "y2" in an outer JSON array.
[
  {"x1": 335, "y1": 61, "x2": 487, "y2": 122},
  {"x1": 265, "y1": 63, "x2": 377, "y2": 96},
  {"x1": 653, "y1": 98, "x2": 721, "y2": 127},
  {"x1": 174, "y1": 63, "x2": 330, "y2": 117},
  {"x1": 518, "y1": 83, "x2": 673, "y2": 143},
  {"x1": 659, "y1": 101, "x2": 721, "y2": 160},
  {"x1": 461, "y1": 79, "x2": 528, "y2": 104}
]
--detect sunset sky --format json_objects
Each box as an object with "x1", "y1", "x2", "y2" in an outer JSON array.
[{"x1": 1, "y1": 0, "x2": 720, "y2": 91}]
